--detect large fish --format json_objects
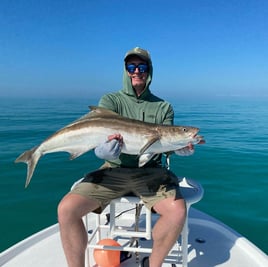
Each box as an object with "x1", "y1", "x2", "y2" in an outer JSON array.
[{"x1": 15, "y1": 106, "x2": 204, "y2": 187}]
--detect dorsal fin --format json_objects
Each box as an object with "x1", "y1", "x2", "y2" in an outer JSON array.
[
  {"x1": 71, "y1": 106, "x2": 119, "y2": 124},
  {"x1": 89, "y1": 106, "x2": 119, "y2": 117}
]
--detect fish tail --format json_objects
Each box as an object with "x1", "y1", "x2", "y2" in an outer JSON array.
[{"x1": 15, "y1": 146, "x2": 40, "y2": 188}]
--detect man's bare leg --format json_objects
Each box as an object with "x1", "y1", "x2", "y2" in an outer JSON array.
[
  {"x1": 149, "y1": 198, "x2": 186, "y2": 267},
  {"x1": 58, "y1": 193, "x2": 99, "y2": 267}
]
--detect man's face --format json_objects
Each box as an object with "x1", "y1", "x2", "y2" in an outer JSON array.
[{"x1": 125, "y1": 57, "x2": 148, "y2": 89}]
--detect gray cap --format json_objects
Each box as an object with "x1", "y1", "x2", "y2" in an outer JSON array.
[{"x1": 124, "y1": 47, "x2": 151, "y2": 62}]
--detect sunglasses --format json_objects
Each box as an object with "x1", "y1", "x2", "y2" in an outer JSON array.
[{"x1": 126, "y1": 63, "x2": 149, "y2": 74}]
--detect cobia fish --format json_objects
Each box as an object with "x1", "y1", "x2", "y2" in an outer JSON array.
[{"x1": 15, "y1": 106, "x2": 204, "y2": 187}]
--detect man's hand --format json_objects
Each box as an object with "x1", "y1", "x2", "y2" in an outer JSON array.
[
  {"x1": 175, "y1": 138, "x2": 205, "y2": 156},
  {"x1": 94, "y1": 134, "x2": 123, "y2": 160},
  {"x1": 174, "y1": 143, "x2": 195, "y2": 156}
]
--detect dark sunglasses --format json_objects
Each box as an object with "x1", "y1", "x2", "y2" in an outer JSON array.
[{"x1": 126, "y1": 63, "x2": 149, "y2": 74}]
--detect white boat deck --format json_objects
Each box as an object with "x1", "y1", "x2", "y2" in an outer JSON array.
[{"x1": 1, "y1": 207, "x2": 267, "y2": 267}]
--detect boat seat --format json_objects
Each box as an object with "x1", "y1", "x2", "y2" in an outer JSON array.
[
  {"x1": 72, "y1": 176, "x2": 204, "y2": 267},
  {"x1": 107, "y1": 177, "x2": 203, "y2": 267},
  {"x1": 109, "y1": 194, "x2": 152, "y2": 239}
]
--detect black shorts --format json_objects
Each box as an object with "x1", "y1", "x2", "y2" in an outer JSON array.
[{"x1": 71, "y1": 167, "x2": 183, "y2": 213}]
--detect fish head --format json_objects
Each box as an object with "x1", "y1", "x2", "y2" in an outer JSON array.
[
  {"x1": 175, "y1": 126, "x2": 199, "y2": 138},
  {"x1": 170, "y1": 126, "x2": 199, "y2": 148}
]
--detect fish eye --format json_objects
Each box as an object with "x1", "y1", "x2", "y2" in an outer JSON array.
[{"x1": 182, "y1": 128, "x2": 187, "y2": 132}]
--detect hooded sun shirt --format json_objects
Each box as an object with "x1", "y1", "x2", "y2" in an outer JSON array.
[{"x1": 98, "y1": 47, "x2": 174, "y2": 167}]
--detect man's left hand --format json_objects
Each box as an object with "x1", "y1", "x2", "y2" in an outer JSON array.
[
  {"x1": 94, "y1": 134, "x2": 123, "y2": 160},
  {"x1": 174, "y1": 143, "x2": 195, "y2": 156}
]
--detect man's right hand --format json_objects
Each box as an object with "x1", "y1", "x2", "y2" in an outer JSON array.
[{"x1": 94, "y1": 134, "x2": 123, "y2": 160}]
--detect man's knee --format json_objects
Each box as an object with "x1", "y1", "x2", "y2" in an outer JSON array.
[
  {"x1": 167, "y1": 199, "x2": 186, "y2": 224},
  {"x1": 154, "y1": 198, "x2": 186, "y2": 223},
  {"x1": 57, "y1": 193, "x2": 97, "y2": 224},
  {"x1": 57, "y1": 194, "x2": 74, "y2": 224}
]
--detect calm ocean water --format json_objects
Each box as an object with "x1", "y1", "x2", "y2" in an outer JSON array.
[{"x1": 0, "y1": 97, "x2": 267, "y2": 254}]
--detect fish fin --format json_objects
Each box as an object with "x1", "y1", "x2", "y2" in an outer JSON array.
[
  {"x1": 69, "y1": 151, "x2": 85, "y2": 160},
  {"x1": 71, "y1": 106, "x2": 119, "y2": 124},
  {"x1": 139, "y1": 135, "x2": 160, "y2": 155},
  {"x1": 15, "y1": 146, "x2": 41, "y2": 188},
  {"x1": 138, "y1": 153, "x2": 156, "y2": 167},
  {"x1": 138, "y1": 135, "x2": 161, "y2": 166},
  {"x1": 89, "y1": 106, "x2": 119, "y2": 116},
  {"x1": 68, "y1": 146, "x2": 95, "y2": 160}
]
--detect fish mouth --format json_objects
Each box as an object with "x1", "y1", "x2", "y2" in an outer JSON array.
[
  {"x1": 195, "y1": 134, "x2": 205, "y2": 144},
  {"x1": 192, "y1": 131, "x2": 199, "y2": 138},
  {"x1": 192, "y1": 127, "x2": 199, "y2": 136}
]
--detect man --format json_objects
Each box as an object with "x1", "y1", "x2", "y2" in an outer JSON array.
[{"x1": 58, "y1": 47, "x2": 194, "y2": 267}]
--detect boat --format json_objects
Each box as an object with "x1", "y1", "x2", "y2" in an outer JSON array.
[{"x1": 0, "y1": 177, "x2": 267, "y2": 267}]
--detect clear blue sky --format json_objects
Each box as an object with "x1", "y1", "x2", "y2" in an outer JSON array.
[{"x1": 1, "y1": 0, "x2": 267, "y2": 100}]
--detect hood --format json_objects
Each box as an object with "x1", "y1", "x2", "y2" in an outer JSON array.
[{"x1": 122, "y1": 47, "x2": 153, "y2": 99}]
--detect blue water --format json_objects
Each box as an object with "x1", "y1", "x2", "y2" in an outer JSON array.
[{"x1": 0, "y1": 97, "x2": 267, "y2": 254}]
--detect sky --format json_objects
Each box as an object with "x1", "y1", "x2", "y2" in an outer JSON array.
[{"x1": 0, "y1": 0, "x2": 268, "y2": 100}]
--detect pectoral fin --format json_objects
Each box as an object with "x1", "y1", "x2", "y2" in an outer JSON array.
[
  {"x1": 138, "y1": 153, "x2": 156, "y2": 167},
  {"x1": 139, "y1": 136, "x2": 160, "y2": 155},
  {"x1": 137, "y1": 135, "x2": 160, "y2": 167}
]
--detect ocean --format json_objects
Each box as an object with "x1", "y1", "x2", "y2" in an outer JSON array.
[{"x1": 0, "y1": 97, "x2": 267, "y2": 254}]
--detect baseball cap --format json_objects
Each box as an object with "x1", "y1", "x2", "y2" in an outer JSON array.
[{"x1": 124, "y1": 47, "x2": 151, "y2": 62}]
